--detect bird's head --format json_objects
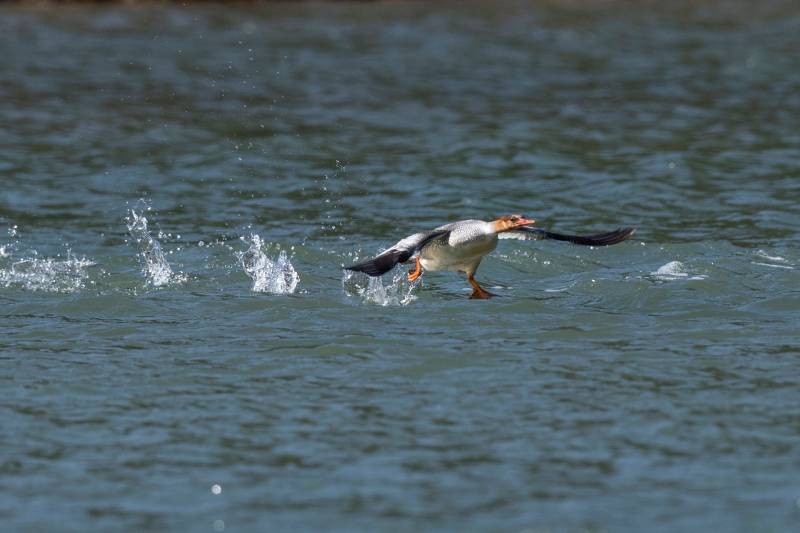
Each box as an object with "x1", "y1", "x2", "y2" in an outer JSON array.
[{"x1": 492, "y1": 214, "x2": 536, "y2": 233}]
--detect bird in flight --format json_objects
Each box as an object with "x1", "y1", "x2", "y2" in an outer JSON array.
[{"x1": 345, "y1": 215, "x2": 635, "y2": 299}]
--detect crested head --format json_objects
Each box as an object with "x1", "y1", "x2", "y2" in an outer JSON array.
[{"x1": 491, "y1": 214, "x2": 536, "y2": 233}]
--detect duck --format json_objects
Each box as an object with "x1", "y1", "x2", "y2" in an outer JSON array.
[{"x1": 345, "y1": 215, "x2": 635, "y2": 299}]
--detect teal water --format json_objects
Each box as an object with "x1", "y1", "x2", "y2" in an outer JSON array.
[{"x1": 1, "y1": 2, "x2": 800, "y2": 531}]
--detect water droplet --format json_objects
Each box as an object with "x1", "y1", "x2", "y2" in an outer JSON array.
[{"x1": 211, "y1": 484, "x2": 222, "y2": 495}]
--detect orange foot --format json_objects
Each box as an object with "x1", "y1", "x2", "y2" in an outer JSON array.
[
  {"x1": 469, "y1": 287, "x2": 496, "y2": 300},
  {"x1": 407, "y1": 257, "x2": 422, "y2": 282},
  {"x1": 467, "y1": 274, "x2": 496, "y2": 299}
]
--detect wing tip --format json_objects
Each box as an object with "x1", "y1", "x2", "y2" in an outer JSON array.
[
  {"x1": 344, "y1": 261, "x2": 385, "y2": 277},
  {"x1": 596, "y1": 226, "x2": 636, "y2": 246},
  {"x1": 617, "y1": 226, "x2": 636, "y2": 242},
  {"x1": 344, "y1": 249, "x2": 406, "y2": 277}
]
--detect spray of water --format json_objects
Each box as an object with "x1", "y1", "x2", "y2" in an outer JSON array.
[
  {"x1": 0, "y1": 225, "x2": 95, "y2": 293},
  {"x1": 126, "y1": 209, "x2": 182, "y2": 287},
  {"x1": 236, "y1": 234, "x2": 299, "y2": 294},
  {"x1": 0, "y1": 250, "x2": 95, "y2": 293},
  {"x1": 342, "y1": 268, "x2": 417, "y2": 306}
]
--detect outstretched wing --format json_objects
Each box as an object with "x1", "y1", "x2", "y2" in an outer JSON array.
[
  {"x1": 345, "y1": 229, "x2": 450, "y2": 277},
  {"x1": 499, "y1": 226, "x2": 636, "y2": 246}
]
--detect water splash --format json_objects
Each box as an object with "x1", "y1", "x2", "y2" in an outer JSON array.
[
  {"x1": 0, "y1": 251, "x2": 95, "y2": 293},
  {"x1": 126, "y1": 209, "x2": 182, "y2": 287},
  {"x1": 342, "y1": 268, "x2": 417, "y2": 306},
  {"x1": 650, "y1": 261, "x2": 707, "y2": 281},
  {"x1": 236, "y1": 234, "x2": 299, "y2": 294}
]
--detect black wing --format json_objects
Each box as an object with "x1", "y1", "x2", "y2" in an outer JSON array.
[
  {"x1": 345, "y1": 229, "x2": 450, "y2": 277},
  {"x1": 500, "y1": 226, "x2": 636, "y2": 246}
]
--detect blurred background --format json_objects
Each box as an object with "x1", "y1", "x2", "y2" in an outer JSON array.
[{"x1": 1, "y1": 1, "x2": 799, "y2": 532}]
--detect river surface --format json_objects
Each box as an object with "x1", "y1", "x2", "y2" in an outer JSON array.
[{"x1": 1, "y1": 2, "x2": 799, "y2": 531}]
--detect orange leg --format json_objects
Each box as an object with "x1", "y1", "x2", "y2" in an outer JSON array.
[
  {"x1": 407, "y1": 257, "x2": 422, "y2": 282},
  {"x1": 467, "y1": 274, "x2": 495, "y2": 299}
]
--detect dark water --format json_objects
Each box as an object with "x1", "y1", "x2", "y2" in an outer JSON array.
[{"x1": 2, "y1": 2, "x2": 800, "y2": 531}]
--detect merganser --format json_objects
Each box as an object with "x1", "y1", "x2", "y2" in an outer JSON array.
[{"x1": 345, "y1": 215, "x2": 635, "y2": 299}]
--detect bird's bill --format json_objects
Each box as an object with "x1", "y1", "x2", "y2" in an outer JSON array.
[{"x1": 516, "y1": 218, "x2": 536, "y2": 226}]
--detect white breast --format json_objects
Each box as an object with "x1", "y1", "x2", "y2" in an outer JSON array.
[{"x1": 419, "y1": 222, "x2": 497, "y2": 274}]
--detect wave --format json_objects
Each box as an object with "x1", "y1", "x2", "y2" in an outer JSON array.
[{"x1": 752, "y1": 250, "x2": 794, "y2": 270}]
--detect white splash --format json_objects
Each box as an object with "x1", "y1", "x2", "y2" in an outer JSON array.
[
  {"x1": 752, "y1": 262, "x2": 794, "y2": 270},
  {"x1": 650, "y1": 260, "x2": 707, "y2": 281},
  {"x1": 755, "y1": 250, "x2": 788, "y2": 263},
  {"x1": 126, "y1": 209, "x2": 182, "y2": 287},
  {"x1": 236, "y1": 234, "x2": 299, "y2": 294},
  {"x1": 0, "y1": 245, "x2": 8, "y2": 258},
  {"x1": 342, "y1": 268, "x2": 417, "y2": 306},
  {"x1": 752, "y1": 250, "x2": 794, "y2": 270},
  {"x1": 0, "y1": 251, "x2": 95, "y2": 293}
]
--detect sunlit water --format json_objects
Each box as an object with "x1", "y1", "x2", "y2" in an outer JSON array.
[{"x1": 1, "y1": 2, "x2": 799, "y2": 532}]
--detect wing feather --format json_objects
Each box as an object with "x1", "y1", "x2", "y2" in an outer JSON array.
[
  {"x1": 345, "y1": 229, "x2": 450, "y2": 277},
  {"x1": 499, "y1": 226, "x2": 636, "y2": 246}
]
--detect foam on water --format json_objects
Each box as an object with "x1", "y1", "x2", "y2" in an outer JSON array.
[
  {"x1": 754, "y1": 250, "x2": 788, "y2": 263},
  {"x1": 342, "y1": 268, "x2": 417, "y2": 306},
  {"x1": 752, "y1": 250, "x2": 794, "y2": 270},
  {"x1": 236, "y1": 234, "x2": 299, "y2": 294},
  {"x1": 752, "y1": 262, "x2": 794, "y2": 270},
  {"x1": 650, "y1": 260, "x2": 708, "y2": 281},
  {"x1": 126, "y1": 208, "x2": 183, "y2": 287},
  {"x1": 0, "y1": 251, "x2": 95, "y2": 293}
]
